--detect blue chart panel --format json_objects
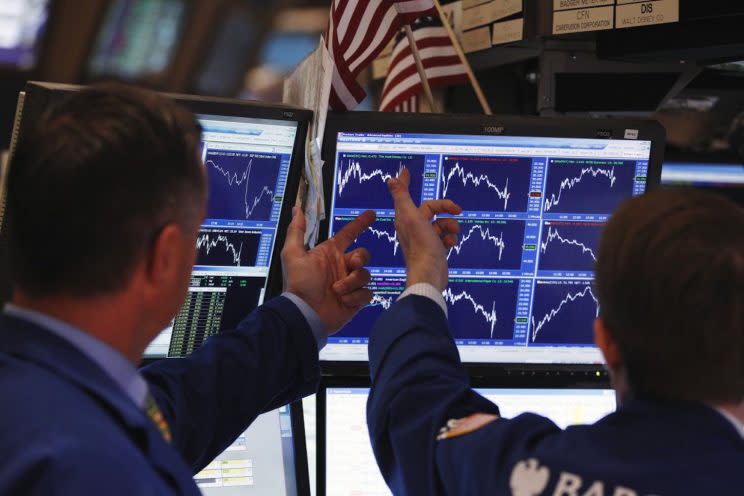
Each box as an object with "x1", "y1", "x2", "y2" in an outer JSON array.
[
  {"x1": 530, "y1": 279, "x2": 598, "y2": 346},
  {"x1": 444, "y1": 279, "x2": 519, "y2": 341},
  {"x1": 333, "y1": 277, "x2": 405, "y2": 339},
  {"x1": 334, "y1": 216, "x2": 403, "y2": 268},
  {"x1": 196, "y1": 228, "x2": 261, "y2": 267},
  {"x1": 205, "y1": 149, "x2": 281, "y2": 221},
  {"x1": 538, "y1": 221, "x2": 603, "y2": 272},
  {"x1": 440, "y1": 156, "x2": 532, "y2": 212},
  {"x1": 334, "y1": 153, "x2": 425, "y2": 210},
  {"x1": 447, "y1": 219, "x2": 525, "y2": 270},
  {"x1": 543, "y1": 159, "x2": 636, "y2": 214}
]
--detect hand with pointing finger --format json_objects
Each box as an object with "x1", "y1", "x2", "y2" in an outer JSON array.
[
  {"x1": 281, "y1": 207, "x2": 376, "y2": 333},
  {"x1": 388, "y1": 168, "x2": 462, "y2": 291}
]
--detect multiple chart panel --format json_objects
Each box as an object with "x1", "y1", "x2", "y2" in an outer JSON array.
[
  {"x1": 144, "y1": 115, "x2": 297, "y2": 358},
  {"x1": 324, "y1": 132, "x2": 651, "y2": 363}
]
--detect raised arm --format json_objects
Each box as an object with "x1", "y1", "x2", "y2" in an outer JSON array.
[
  {"x1": 367, "y1": 170, "x2": 501, "y2": 494},
  {"x1": 143, "y1": 207, "x2": 376, "y2": 471}
]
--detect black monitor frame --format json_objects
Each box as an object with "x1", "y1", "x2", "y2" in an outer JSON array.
[
  {"x1": 316, "y1": 374, "x2": 613, "y2": 496},
  {"x1": 287, "y1": 399, "x2": 312, "y2": 496},
  {"x1": 2, "y1": 80, "x2": 311, "y2": 332},
  {"x1": 319, "y1": 111, "x2": 665, "y2": 377}
]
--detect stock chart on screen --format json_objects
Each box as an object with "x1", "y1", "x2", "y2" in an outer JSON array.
[
  {"x1": 322, "y1": 130, "x2": 651, "y2": 364},
  {"x1": 144, "y1": 115, "x2": 297, "y2": 358}
]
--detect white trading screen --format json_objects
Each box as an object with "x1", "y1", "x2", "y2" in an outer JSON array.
[{"x1": 325, "y1": 388, "x2": 616, "y2": 496}]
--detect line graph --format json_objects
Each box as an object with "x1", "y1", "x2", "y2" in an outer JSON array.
[
  {"x1": 444, "y1": 279, "x2": 519, "y2": 341},
  {"x1": 543, "y1": 159, "x2": 636, "y2": 214},
  {"x1": 333, "y1": 277, "x2": 406, "y2": 339},
  {"x1": 334, "y1": 153, "x2": 425, "y2": 210},
  {"x1": 529, "y1": 279, "x2": 598, "y2": 345},
  {"x1": 195, "y1": 228, "x2": 261, "y2": 267},
  {"x1": 447, "y1": 219, "x2": 525, "y2": 270},
  {"x1": 538, "y1": 221, "x2": 603, "y2": 273},
  {"x1": 334, "y1": 216, "x2": 403, "y2": 268},
  {"x1": 205, "y1": 149, "x2": 281, "y2": 221},
  {"x1": 440, "y1": 156, "x2": 531, "y2": 212}
]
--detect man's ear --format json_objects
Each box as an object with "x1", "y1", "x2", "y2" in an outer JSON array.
[
  {"x1": 594, "y1": 318, "x2": 623, "y2": 372},
  {"x1": 145, "y1": 224, "x2": 183, "y2": 288}
]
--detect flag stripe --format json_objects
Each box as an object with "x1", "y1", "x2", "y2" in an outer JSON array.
[
  {"x1": 390, "y1": 33, "x2": 456, "y2": 67},
  {"x1": 343, "y1": 0, "x2": 384, "y2": 60},
  {"x1": 380, "y1": 63, "x2": 466, "y2": 110},
  {"x1": 382, "y1": 57, "x2": 464, "y2": 94},
  {"x1": 348, "y1": 8, "x2": 400, "y2": 73},
  {"x1": 385, "y1": 48, "x2": 460, "y2": 90},
  {"x1": 336, "y1": 0, "x2": 358, "y2": 46}
]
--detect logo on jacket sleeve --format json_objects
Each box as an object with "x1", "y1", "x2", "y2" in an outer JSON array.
[{"x1": 510, "y1": 458, "x2": 550, "y2": 496}]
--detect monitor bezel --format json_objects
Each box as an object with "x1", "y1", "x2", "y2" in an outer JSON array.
[
  {"x1": 317, "y1": 374, "x2": 614, "y2": 496},
  {"x1": 287, "y1": 399, "x2": 312, "y2": 496},
  {"x1": 319, "y1": 111, "x2": 665, "y2": 375}
]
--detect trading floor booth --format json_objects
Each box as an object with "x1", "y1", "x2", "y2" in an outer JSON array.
[{"x1": 2, "y1": 82, "x2": 669, "y2": 496}]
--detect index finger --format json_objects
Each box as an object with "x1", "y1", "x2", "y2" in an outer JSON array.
[
  {"x1": 388, "y1": 167, "x2": 418, "y2": 217},
  {"x1": 420, "y1": 199, "x2": 462, "y2": 220},
  {"x1": 333, "y1": 210, "x2": 376, "y2": 251}
]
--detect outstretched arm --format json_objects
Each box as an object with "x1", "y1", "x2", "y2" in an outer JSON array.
[
  {"x1": 143, "y1": 207, "x2": 376, "y2": 471},
  {"x1": 367, "y1": 171, "x2": 501, "y2": 494}
]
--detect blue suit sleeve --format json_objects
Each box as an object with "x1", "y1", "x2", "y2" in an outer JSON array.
[
  {"x1": 140, "y1": 296, "x2": 320, "y2": 472},
  {"x1": 367, "y1": 295, "x2": 501, "y2": 495}
]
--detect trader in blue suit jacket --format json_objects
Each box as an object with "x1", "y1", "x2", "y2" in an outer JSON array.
[
  {"x1": 0, "y1": 84, "x2": 376, "y2": 494},
  {"x1": 368, "y1": 169, "x2": 744, "y2": 495}
]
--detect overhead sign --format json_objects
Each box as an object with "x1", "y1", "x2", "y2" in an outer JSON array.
[
  {"x1": 553, "y1": 5, "x2": 615, "y2": 34},
  {"x1": 615, "y1": 0, "x2": 679, "y2": 29}
]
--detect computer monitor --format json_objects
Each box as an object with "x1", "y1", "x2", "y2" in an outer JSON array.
[
  {"x1": 320, "y1": 113, "x2": 664, "y2": 366},
  {"x1": 322, "y1": 386, "x2": 616, "y2": 496},
  {"x1": 147, "y1": 107, "x2": 309, "y2": 358},
  {"x1": 86, "y1": 0, "x2": 187, "y2": 81},
  {"x1": 3, "y1": 82, "x2": 310, "y2": 358},
  {"x1": 661, "y1": 161, "x2": 744, "y2": 206},
  {"x1": 197, "y1": 402, "x2": 310, "y2": 495},
  {"x1": 0, "y1": 0, "x2": 50, "y2": 70}
]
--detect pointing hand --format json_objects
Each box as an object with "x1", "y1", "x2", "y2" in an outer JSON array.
[
  {"x1": 388, "y1": 168, "x2": 461, "y2": 291},
  {"x1": 281, "y1": 207, "x2": 376, "y2": 333}
]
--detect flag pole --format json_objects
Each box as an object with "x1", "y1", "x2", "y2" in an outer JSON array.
[
  {"x1": 431, "y1": 0, "x2": 492, "y2": 115},
  {"x1": 404, "y1": 23, "x2": 441, "y2": 113}
]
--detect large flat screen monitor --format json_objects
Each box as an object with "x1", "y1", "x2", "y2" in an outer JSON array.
[
  {"x1": 0, "y1": 0, "x2": 50, "y2": 69},
  {"x1": 4, "y1": 82, "x2": 310, "y2": 358},
  {"x1": 322, "y1": 386, "x2": 616, "y2": 496},
  {"x1": 86, "y1": 0, "x2": 187, "y2": 81},
  {"x1": 146, "y1": 110, "x2": 308, "y2": 358},
  {"x1": 661, "y1": 161, "x2": 744, "y2": 206},
  {"x1": 197, "y1": 402, "x2": 309, "y2": 495},
  {"x1": 320, "y1": 113, "x2": 663, "y2": 366}
]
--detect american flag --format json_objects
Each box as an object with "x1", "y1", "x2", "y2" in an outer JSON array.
[
  {"x1": 325, "y1": 0, "x2": 438, "y2": 111},
  {"x1": 380, "y1": 15, "x2": 468, "y2": 112}
]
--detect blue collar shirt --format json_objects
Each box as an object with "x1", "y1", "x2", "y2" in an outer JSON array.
[{"x1": 3, "y1": 303, "x2": 149, "y2": 409}]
